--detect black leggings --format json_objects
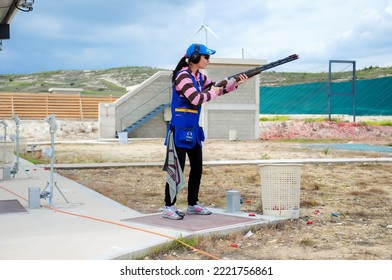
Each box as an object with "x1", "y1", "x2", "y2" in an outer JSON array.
[{"x1": 164, "y1": 144, "x2": 203, "y2": 206}]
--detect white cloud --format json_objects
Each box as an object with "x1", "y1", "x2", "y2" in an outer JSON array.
[
  {"x1": 2, "y1": 0, "x2": 392, "y2": 73},
  {"x1": 387, "y1": 0, "x2": 392, "y2": 15}
]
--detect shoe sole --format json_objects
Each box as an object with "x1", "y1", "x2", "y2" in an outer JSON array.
[
  {"x1": 186, "y1": 211, "x2": 212, "y2": 215},
  {"x1": 162, "y1": 215, "x2": 184, "y2": 220},
  {"x1": 176, "y1": 211, "x2": 186, "y2": 217}
]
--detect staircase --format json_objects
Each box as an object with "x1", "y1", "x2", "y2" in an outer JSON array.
[{"x1": 120, "y1": 103, "x2": 170, "y2": 134}]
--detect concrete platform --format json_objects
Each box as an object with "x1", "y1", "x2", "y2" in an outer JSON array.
[{"x1": 0, "y1": 159, "x2": 275, "y2": 260}]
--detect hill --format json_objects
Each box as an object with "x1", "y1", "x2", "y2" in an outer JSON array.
[
  {"x1": 0, "y1": 66, "x2": 165, "y2": 96},
  {"x1": 1, "y1": 65, "x2": 392, "y2": 96},
  {"x1": 260, "y1": 65, "x2": 392, "y2": 86}
]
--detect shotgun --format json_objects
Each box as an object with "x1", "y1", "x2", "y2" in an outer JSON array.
[{"x1": 213, "y1": 54, "x2": 299, "y2": 90}]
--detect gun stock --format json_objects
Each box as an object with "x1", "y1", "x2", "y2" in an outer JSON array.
[{"x1": 214, "y1": 54, "x2": 299, "y2": 88}]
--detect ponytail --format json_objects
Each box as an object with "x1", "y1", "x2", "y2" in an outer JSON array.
[{"x1": 171, "y1": 56, "x2": 189, "y2": 84}]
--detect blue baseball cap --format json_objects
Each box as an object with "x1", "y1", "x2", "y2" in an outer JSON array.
[{"x1": 186, "y1": 43, "x2": 216, "y2": 58}]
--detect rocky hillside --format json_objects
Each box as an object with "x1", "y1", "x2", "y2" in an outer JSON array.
[{"x1": 0, "y1": 66, "x2": 165, "y2": 96}]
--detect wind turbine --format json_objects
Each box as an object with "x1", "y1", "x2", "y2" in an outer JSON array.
[{"x1": 189, "y1": 0, "x2": 219, "y2": 46}]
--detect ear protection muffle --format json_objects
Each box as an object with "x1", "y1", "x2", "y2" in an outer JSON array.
[{"x1": 189, "y1": 44, "x2": 201, "y2": 64}]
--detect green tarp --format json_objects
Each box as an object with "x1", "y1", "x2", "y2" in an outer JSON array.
[{"x1": 260, "y1": 77, "x2": 392, "y2": 115}]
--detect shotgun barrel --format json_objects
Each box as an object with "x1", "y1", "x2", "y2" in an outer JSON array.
[{"x1": 214, "y1": 54, "x2": 299, "y2": 89}]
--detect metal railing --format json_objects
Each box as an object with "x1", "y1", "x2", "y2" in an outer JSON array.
[{"x1": 119, "y1": 86, "x2": 171, "y2": 130}]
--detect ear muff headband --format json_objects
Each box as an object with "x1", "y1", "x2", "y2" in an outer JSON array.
[{"x1": 189, "y1": 44, "x2": 201, "y2": 64}]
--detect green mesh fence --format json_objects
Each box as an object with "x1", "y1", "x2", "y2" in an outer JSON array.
[{"x1": 260, "y1": 77, "x2": 392, "y2": 115}]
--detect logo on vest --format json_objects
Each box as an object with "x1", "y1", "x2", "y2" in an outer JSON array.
[{"x1": 186, "y1": 131, "x2": 193, "y2": 142}]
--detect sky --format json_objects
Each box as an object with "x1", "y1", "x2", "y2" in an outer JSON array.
[{"x1": 1, "y1": 0, "x2": 392, "y2": 74}]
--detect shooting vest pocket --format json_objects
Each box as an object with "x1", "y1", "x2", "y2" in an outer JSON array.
[{"x1": 174, "y1": 126, "x2": 197, "y2": 149}]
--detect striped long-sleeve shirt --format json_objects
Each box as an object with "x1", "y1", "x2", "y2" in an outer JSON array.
[{"x1": 174, "y1": 67, "x2": 238, "y2": 107}]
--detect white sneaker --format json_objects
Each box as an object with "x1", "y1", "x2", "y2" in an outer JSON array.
[
  {"x1": 162, "y1": 206, "x2": 184, "y2": 220},
  {"x1": 187, "y1": 202, "x2": 212, "y2": 215}
]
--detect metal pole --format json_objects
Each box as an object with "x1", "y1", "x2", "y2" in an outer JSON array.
[
  {"x1": 328, "y1": 61, "x2": 332, "y2": 121},
  {"x1": 49, "y1": 129, "x2": 55, "y2": 207},
  {"x1": 11, "y1": 124, "x2": 20, "y2": 178},
  {"x1": 15, "y1": 125, "x2": 19, "y2": 167},
  {"x1": 352, "y1": 61, "x2": 357, "y2": 122}
]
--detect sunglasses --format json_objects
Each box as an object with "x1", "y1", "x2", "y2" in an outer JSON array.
[{"x1": 202, "y1": 54, "x2": 210, "y2": 60}]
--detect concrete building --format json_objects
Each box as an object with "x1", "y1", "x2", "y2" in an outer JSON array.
[{"x1": 202, "y1": 58, "x2": 265, "y2": 140}]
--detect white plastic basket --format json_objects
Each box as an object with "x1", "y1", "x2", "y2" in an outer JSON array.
[
  {"x1": 118, "y1": 132, "x2": 128, "y2": 145},
  {"x1": 259, "y1": 164, "x2": 301, "y2": 219},
  {"x1": 0, "y1": 141, "x2": 15, "y2": 164}
]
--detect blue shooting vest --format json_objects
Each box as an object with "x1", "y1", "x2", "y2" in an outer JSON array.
[{"x1": 166, "y1": 70, "x2": 205, "y2": 149}]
